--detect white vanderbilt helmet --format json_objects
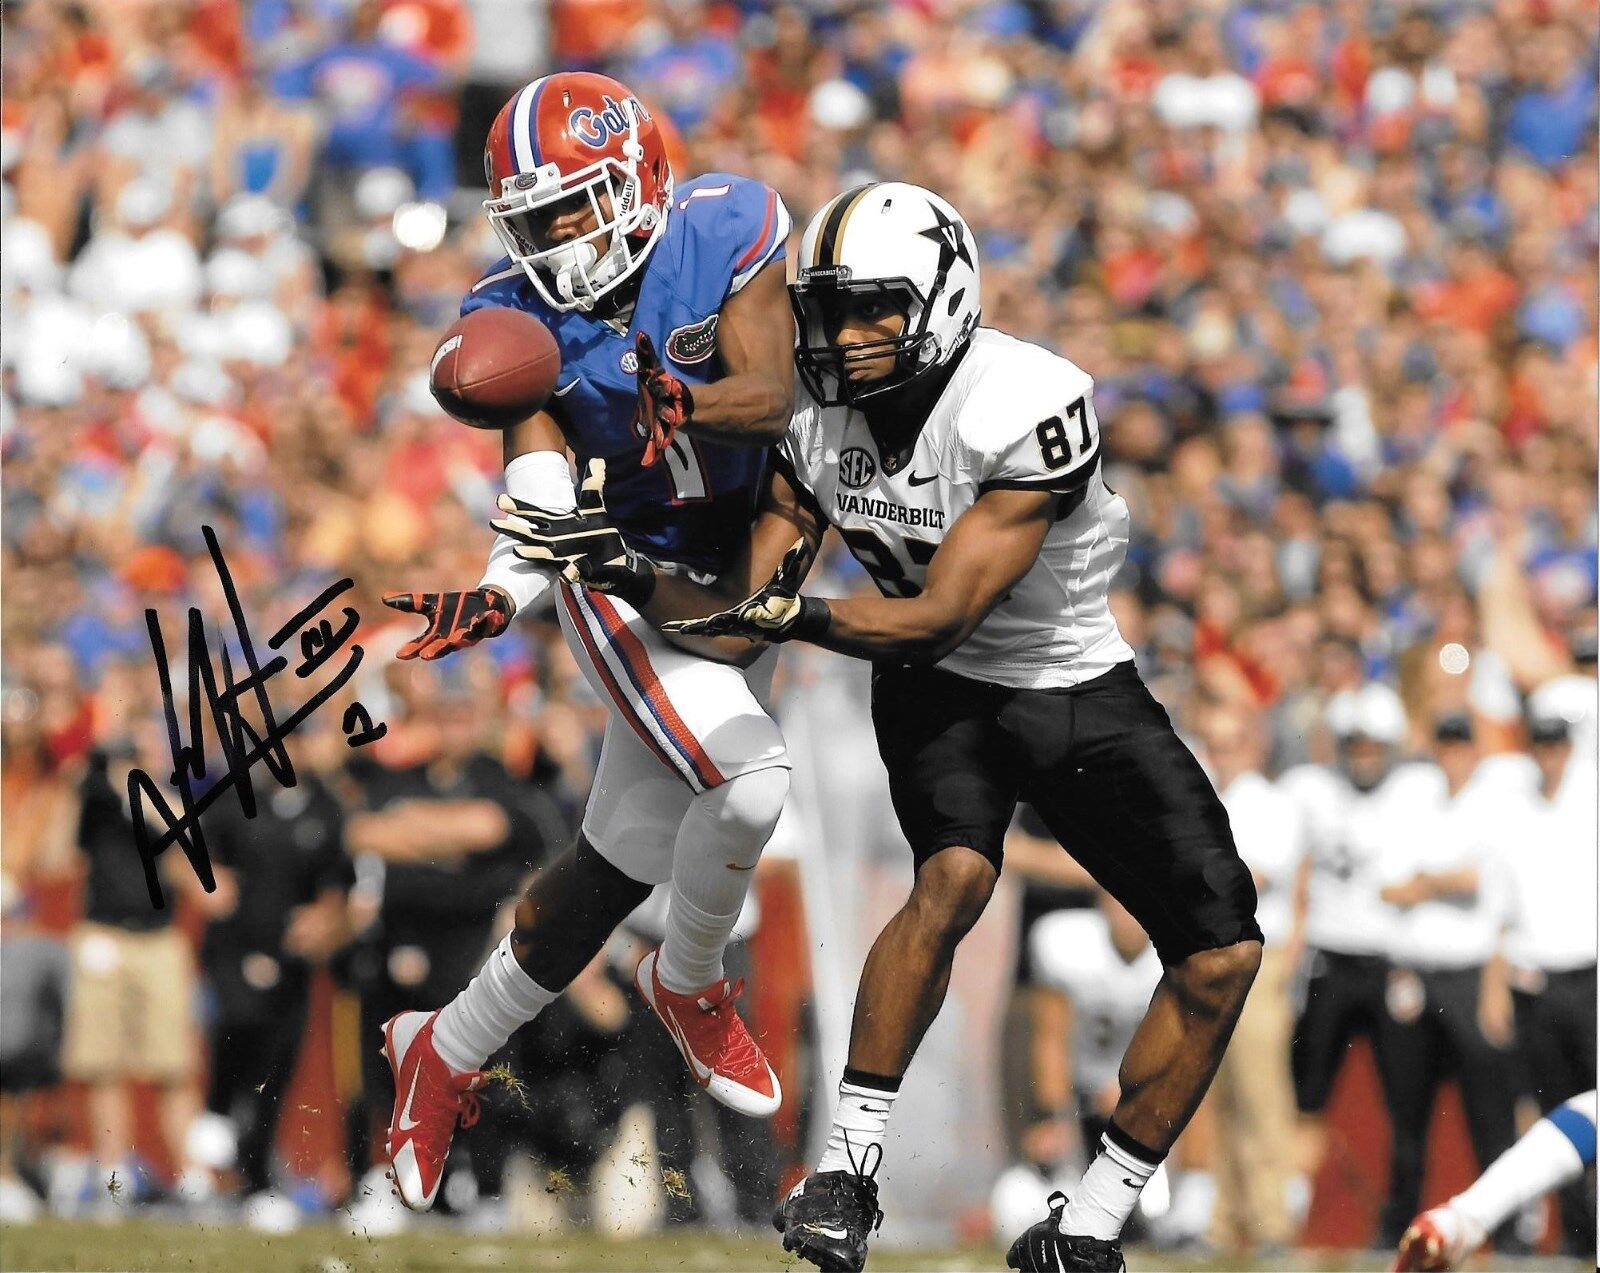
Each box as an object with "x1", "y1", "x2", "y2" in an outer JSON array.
[{"x1": 790, "y1": 181, "x2": 981, "y2": 406}]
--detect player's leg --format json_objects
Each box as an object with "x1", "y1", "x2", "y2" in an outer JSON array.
[
  {"x1": 1007, "y1": 664, "x2": 1260, "y2": 1268},
  {"x1": 1394, "y1": 1090, "x2": 1597, "y2": 1271},
  {"x1": 777, "y1": 665, "x2": 1017, "y2": 1273},
  {"x1": 387, "y1": 718, "x2": 671, "y2": 1210},
  {"x1": 559, "y1": 583, "x2": 791, "y2": 1114}
]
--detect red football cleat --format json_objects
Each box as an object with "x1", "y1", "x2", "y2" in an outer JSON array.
[
  {"x1": 381, "y1": 1011, "x2": 484, "y2": 1211},
  {"x1": 1393, "y1": 1206, "x2": 1475, "y2": 1271},
  {"x1": 634, "y1": 947, "x2": 782, "y2": 1118}
]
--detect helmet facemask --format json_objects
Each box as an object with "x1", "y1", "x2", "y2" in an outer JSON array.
[
  {"x1": 484, "y1": 111, "x2": 668, "y2": 312},
  {"x1": 790, "y1": 271, "x2": 943, "y2": 407}
]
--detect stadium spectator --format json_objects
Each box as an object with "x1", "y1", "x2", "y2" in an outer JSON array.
[
  {"x1": 1196, "y1": 703, "x2": 1306, "y2": 1256},
  {"x1": 270, "y1": 0, "x2": 441, "y2": 211},
  {"x1": 1376, "y1": 714, "x2": 1519, "y2": 1248},
  {"x1": 0, "y1": 0, "x2": 1593, "y2": 1255},
  {"x1": 198, "y1": 719, "x2": 354, "y2": 1229},
  {"x1": 1279, "y1": 684, "x2": 1424, "y2": 1245},
  {"x1": 207, "y1": 65, "x2": 317, "y2": 209},
  {"x1": 1500, "y1": 703, "x2": 1598, "y2": 1253},
  {"x1": 61, "y1": 703, "x2": 227, "y2": 1210},
  {"x1": 340, "y1": 669, "x2": 554, "y2": 1210}
]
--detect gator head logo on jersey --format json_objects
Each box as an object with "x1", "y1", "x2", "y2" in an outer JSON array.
[
  {"x1": 482, "y1": 72, "x2": 674, "y2": 313},
  {"x1": 665, "y1": 314, "x2": 719, "y2": 365},
  {"x1": 839, "y1": 446, "x2": 877, "y2": 489}
]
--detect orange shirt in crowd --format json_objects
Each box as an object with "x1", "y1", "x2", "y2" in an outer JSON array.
[
  {"x1": 380, "y1": 0, "x2": 473, "y2": 131},
  {"x1": 551, "y1": 0, "x2": 647, "y2": 67},
  {"x1": 1414, "y1": 267, "x2": 1519, "y2": 336}
]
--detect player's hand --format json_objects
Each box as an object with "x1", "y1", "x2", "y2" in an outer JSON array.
[
  {"x1": 634, "y1": 330, "x2": 694, "y2": 468},
  {"x1": 661, "y1": 539, "x2": 824, "y2": 644},
  {"x1": 382, "y1": 587, "x2": 514, "y2": 660},
  {"x1": 491, "y1": 458, "x2": 656, "y2": 606}
]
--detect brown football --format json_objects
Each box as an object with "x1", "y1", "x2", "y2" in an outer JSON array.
[{"x1": 429, "y1": 307, "x2": 562, "y2": 430}]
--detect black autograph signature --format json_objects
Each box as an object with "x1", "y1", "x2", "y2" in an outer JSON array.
[{"x1": 129, "y1": 526, "x2": 387, "y2": 909}]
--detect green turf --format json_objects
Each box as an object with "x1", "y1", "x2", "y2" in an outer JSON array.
[{"x1": 0, "y1": 1219, "x2": 1589, "y2": 1273}]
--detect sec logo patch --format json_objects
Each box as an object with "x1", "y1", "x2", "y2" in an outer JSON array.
[
  {"x1": 839, "y1": 447, "x2": 877, "y2": 489},
  {"x1": 620, "y1": 349, "x2": 639, "y2": 374}
]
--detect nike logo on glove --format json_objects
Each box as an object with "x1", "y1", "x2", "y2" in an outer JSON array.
[{"x1": 906, "y1": 472, "x2": 938, "y2": 487}]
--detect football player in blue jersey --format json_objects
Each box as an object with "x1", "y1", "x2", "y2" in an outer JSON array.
[{"x1": 378, "y1": 71, "x2": 798, "y2": 1212}]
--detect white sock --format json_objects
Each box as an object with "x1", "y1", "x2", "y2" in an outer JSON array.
[
  {"x1": 1451, "y1": 1091, "x2": 1595, "y2": 1238},
  {"x1": 816, "y1": 1071, "x2": 901, "y2": 1174},
  {"x1": 1058, "y1": 1128, "x2": 1163, "y2": 1240},
  {"x1": 432, "y1": 934, "x2": 559, "y2": 1073},
  {"x1": 656, "y1": 767, "x2": 787, "y2": 994}
]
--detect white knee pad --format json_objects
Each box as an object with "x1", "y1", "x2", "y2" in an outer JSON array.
[{"x1": 702, "y1": 765, "x2": 790, "y2": 867}]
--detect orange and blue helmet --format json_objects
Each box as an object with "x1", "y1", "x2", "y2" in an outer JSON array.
[{"x1": 483, "y1": 72, "x2": 675, "y2": 312}]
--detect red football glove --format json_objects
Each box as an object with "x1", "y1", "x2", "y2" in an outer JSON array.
[
  {"x1": 634, "y1": 330, "x2": 694, "y2": 468},
  {"x1": 382, "y1": 588, "x2": 513, "y2": 661}
]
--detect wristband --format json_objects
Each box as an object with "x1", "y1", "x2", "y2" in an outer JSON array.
[
  {"x1": 789, "y1": 596, "x2": 832, "y2": 643},
  {"x1": 505, "y1": 450, "x2": 576, "y2": 511},
  {"x1": 479, "y1": 541, "x2": 554, "y2": 614},
  {"x1": 627, "y1": 563, "x2": 659, "y2": 609},
  {"x1": 478, "y1": 452, "x2": 575, "y2": 613}
]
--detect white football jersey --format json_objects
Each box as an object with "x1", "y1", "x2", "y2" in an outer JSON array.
[
  {"x1": 778, "y1": 328, "x2": 1133, "y2": 689},
  {"x1": 1279, "y1": 760, "x2": 1443, "y2": 957}
]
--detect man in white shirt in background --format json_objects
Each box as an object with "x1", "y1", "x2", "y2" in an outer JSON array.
[
  {"x1": 1376, "y1": 712, "x2": 1519, "y2": 1249},
  {"x1": 1499, "y1": 704, "x2": 1598, "y2": 1255},
  {"x1": 1526, "y1": 626, "x2": 1597, "y2": 766},
  {"x1": 1195, "y1": 703, "x2": 1306, "y2": 1258},
  {"x1": 1280, "y1": 683, "x2": 1428, "y2": 1245}
]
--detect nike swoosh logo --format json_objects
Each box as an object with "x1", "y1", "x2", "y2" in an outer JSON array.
[
  {"x1": 661, "y1": 1004, "x2": 713, "y2": 1081},
  {"x1": 805, "y1": 1224, "x2": 850, "y2": 1240},
  {"x1": 552, "y1": 378, "x2": 581, "y2": 397},
  {"x1": 906, "y1": 472, "x2": 938, "y2": 486},
  {"x1": 1120, "y1": 1177, "x2": 1140, "y2": 1189},
  {"x1": 725, "y1": 862, "x2": 756, "y2": 871},
  {"x1": 397, "y1": 1064, "x2": 423, "y2": 1132}
]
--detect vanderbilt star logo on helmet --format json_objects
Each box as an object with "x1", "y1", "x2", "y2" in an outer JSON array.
[{"x1": 918, "y1": 202, "x2": 973, "y2": 276}]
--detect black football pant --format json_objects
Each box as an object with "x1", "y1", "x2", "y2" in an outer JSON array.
[
  {"x1": 207, "y1": 971, "x2": 311, "y2": 1196},
  {"x1": 1378, "y1": 966, "x2": 1517, "y2": 1246},
  {"x1": 1515, "y1": 966, "x2": 1597, "y2": 1254}
]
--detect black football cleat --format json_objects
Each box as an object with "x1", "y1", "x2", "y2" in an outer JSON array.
[
  {"x1": 773, "y1": 1140, "x2": 884, "y2": 1272},
  {"x1": 1006, "y1": 1191, "x2": 1126, "y2": 1272}
]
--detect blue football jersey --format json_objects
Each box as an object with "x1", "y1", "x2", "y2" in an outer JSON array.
[{"x1": 462, "y1": 173, "x2": 791, "y2": 577}]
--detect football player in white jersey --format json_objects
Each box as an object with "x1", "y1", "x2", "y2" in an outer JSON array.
[{"x1": 498, "y1": 183, "x2": 1263, "y2": 1273}]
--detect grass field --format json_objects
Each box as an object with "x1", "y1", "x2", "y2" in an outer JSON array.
[{"x1": 8, "y1": 1218, "x2": 1590, "y2": 1273}]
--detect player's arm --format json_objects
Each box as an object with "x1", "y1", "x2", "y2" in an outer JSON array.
[
  {"x1": 666, "y1": 486, "x2": 1056, "y2": 660},
  {"x1": 633, "y1": 265, "x2": 796, "y2": 466},
  {"x1": 681, "y1": 264, "x2": 795, "y2": 444},
  {"x1": 648, "y1": 464, "x2": 825, "y2": 623}
]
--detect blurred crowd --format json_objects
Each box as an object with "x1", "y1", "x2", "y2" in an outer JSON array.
[{"x1": 1, "y1": 0, "x2": 1595, "y2": 1257}]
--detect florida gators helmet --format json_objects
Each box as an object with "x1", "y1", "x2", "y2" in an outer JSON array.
[{"x1": 483, "y1": 72, "x2": 674, "y2": 312}]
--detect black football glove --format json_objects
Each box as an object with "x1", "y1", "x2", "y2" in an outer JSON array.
[
  {"x1": 382, "y1": 587, "x2": 513, "y2": 660},
  {"x1": 490, "y1": 458, "x2": 656, "y2": 606},
  {"x1": 660, "y1": 539, "x2": 828, "y2": 644},
  {"x1": 634, "y1": 330, "x2": 694, "y2": 469}
]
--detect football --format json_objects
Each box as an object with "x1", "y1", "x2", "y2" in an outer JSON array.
[{"x1": 429, "y1": 307, "x2": 562, "y2": 430}]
